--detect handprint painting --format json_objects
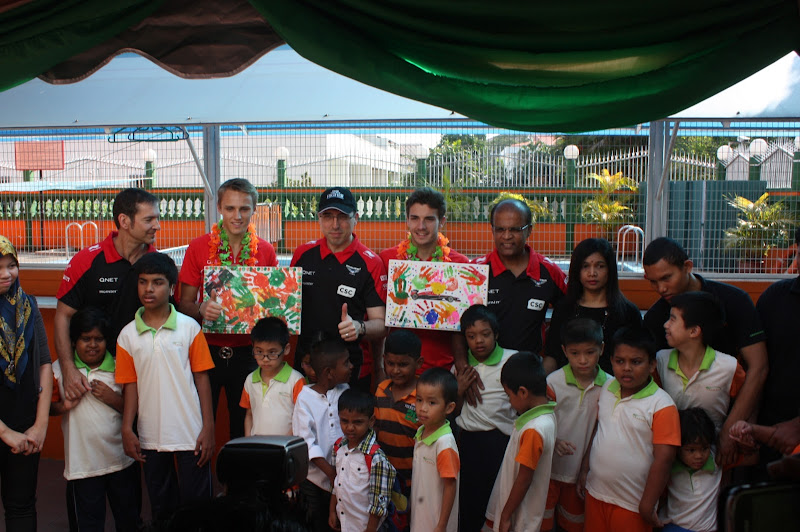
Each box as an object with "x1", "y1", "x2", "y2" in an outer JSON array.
[
  {"x1": 202, "y1": 266, "x2": 302, "y2": 334},
  {"x1": 386, "y1": 260, "x2": 489, "y2": 331}
]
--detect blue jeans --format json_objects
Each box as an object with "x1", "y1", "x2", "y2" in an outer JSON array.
[{"x1": 141, "y1": 450, "x2": 212, "y2": 523}]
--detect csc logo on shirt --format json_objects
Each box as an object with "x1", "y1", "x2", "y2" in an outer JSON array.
[
  {"x1": 527, "y1": 299, "x2": 545, "y2": 311},
  {"x1": 337, "y1": 285, "x2": 356, "y2": 298}
]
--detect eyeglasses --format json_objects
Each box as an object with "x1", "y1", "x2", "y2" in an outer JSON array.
[
  {"x1": 491, "y1": 224, "x2": 530, "y2": 235},
  {"x1": 318, "y1": 212, "x2": 353, "y2": 223},
  {"x1": 253, "y1": 349, "x2": 283, "y2": 360}
]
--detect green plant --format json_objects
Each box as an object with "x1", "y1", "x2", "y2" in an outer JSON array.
[
  {"x1": 723, "y1": 193, "x2": 794, "y2": 260},
  {"x1": 580, "y1": 169, "x2": 638, "y2": 239},
  {"x1": 490, "y1": 192, "x2": 554, "y2": 224}
]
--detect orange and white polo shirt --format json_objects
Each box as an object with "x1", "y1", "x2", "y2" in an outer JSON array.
[
  {"x1": 239, "y1": 362, "x2": 305, "y2": 436},
  {"x1": 547, "y1": 366, "x2": 611, "y2": 483},
  {"x1": 585, "y1": 378, "x2": 680, "y2": 513},
  {"x1": 410, "y1": 421, "x2": 460, "y2": 532},
  {"x1": 655, "y1": 346, "x2": 745, "y2": 431}
]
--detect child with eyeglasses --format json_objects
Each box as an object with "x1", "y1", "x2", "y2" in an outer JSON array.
[{"x1": 240, "y1": 317, "x2": 305, "y2": 436}]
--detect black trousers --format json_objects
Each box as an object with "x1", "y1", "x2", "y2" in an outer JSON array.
[
  {"x1": 299, "y1": 480, "x2": 334, "y2": 532},
  {"x1": 208, "y1": 343, "x2": 257, "y2": 441},
  {"x1": 141, "y1": 450, "x2": 212, "y2": 524},
  {"x1": 0, "y1": 443, "x2": 39, "y2": 532},
  {"x1": 458, "y1": 428, "x2": 510, "y2": 532},
  {"x1": 66, "y1": 463, "x2": 139, "y2": 532}
]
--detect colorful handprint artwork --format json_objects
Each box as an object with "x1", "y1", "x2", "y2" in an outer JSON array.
[
  {"x1": 386, "y1": 260, "x2": 489, "y2": 331},
  {"x1": 202, "y1": 266, "x2": 302, "y2": 335}
]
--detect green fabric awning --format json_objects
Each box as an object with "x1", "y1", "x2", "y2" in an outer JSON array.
[
  {"x1": 1, "y1": 0, "x2": 798, "y2": 132},
  {"x1": 250, "y1": 0, "x2": 800, "y2": 132}
]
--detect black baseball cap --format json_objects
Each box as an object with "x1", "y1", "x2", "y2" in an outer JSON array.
[{"x1": 318, "y1": 187, "x2": 356, "y2": 215}]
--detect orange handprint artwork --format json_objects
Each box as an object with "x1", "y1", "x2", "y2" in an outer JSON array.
[{"x1": 202, "y1": 266, "x2": 303, "y2": 334}]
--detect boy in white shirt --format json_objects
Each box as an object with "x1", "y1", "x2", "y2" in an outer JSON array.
[
  {"x1": 455, "y1": 305, "x2": 517, "y2": 531},
  {"x1": 293, "y1": 336, "x2": 352, "y2": 532},
  {"x1": 328, "y1": 390, "x2": 396, "y2": 532},
  {"x1": 240, "y1": 317, "x2": 305, "y2": 436},
  {"x1": 51, "y1": 307, "x2": 138, "y2": 531},
  {"x1": 544, "y1": 318, "x2": 611, "y2": 532},
  {"x1": 116, "y1": 252, "x2": 215, "y2": 524},
  {"x1": 484, "y1": 352, "x2": 556, "y2": 532}
]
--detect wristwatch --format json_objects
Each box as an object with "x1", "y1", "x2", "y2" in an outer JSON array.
[{"x1": 357, "y1": 320, "x2": 366, "y2": 338}]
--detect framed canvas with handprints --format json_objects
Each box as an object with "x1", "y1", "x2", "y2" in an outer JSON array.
[
  {"x1": 385, "y1": 260, "x2": 489, "y2": 331},
  {"x1": 202, "y1": 266, "x2": 302, "y2": 335}
]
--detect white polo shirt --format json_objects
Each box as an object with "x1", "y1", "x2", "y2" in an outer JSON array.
[
  {"x1": 116, "y1": 305, "x2": 215, "y2": 451},
  {"x1": 239, "y1": 362, "x2": 305, "y2": 436},
  {"x1": 547, "y1": 366, "x2": 611, "y2": 483},
  {"x1": 664, "y1": 454, "x2": 720, "y2": 532},
  {"x1": 292, "y1": 383, "x2": 349, "y2": 491},
  {"x1": 656, "y1": 347, "x2": 745, "y2": 431},
  {"x1": 53, "y1": 355, "x2": 135, "y2": 480},
  {"x1": 456, "y1": 345, "x2": 517, "y2": 435},
  {"x1": 485, "y1": 402, "x2": 556, "y2": 532},
  {"x1": 585, "y1": 378, "x2": 681, "y2": 513},
  {"x1": 410, "y1": 421, "x2": 460, "y2": 532}
]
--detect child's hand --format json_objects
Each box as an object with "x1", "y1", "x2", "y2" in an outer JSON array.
[
  {"x1": 328, "y1": 510, "x2": 340, "y2": 531},
  {"x1": 122, "y1": 428, "x2": 145, "y2": 463},
  {"x1": 195, "y1": 424, "x2": 215, "y2": 467},
  {"x1": 728, "y1": 420, "x2": 757, "y2": 449},
  {"x1": 62, "y1": 396, "x2": 81, "y2": 411},
  {"x1": 498, "y1": 515, "x2": 512, "y2": 532},
  {"x1": 23, "y1": 423, "x2": 47, "y2": 455},
  {"x1": 90, "y1": 380, "x2": 118, "y2": 405},
  {"x1": 640, "y1": 504, "x2": 670, "y2": 528},
  {"x1": 456, "y1": 365, "x2": 478, "y2": 397},
  {"x1": 555, "y1": 439, "x2": 577, "y2": 457},
  {"x1": 576, "y1": 469, "x2": 588, "y2": 500}
]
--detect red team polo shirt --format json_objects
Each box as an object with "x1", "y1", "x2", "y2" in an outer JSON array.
[
  {"x1": 379, "y1": 243, "x2": 469, "y2": 372},
  {"x1": 178, "y1": 232, "x2": 278, "y2": 347},
  {"x1": 473, "y1": 246, "x2": 566, "y2": 355}
]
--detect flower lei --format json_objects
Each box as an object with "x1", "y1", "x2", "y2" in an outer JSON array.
[
  {"x1": 396, "y1": 232, "x2": 451, "y2": 262},
  {"x1": 208, "y1": 221, "x2": 259, "y2": 266}
]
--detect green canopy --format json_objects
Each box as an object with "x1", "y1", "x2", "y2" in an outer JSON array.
[{"x1": 1, "y1": 0, "x2": 798, "y2": 132}]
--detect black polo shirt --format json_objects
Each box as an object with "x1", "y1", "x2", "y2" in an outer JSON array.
[
  {"x1": 57, "y1": 231, "x2": 156, "y2": 351},
  {"x1": 473, "y1": 246, "x2": 566, "y2": 354},
  {"x1": 643, "y1": 274, "x2": 766, "y2": 356},
  {"x1": 291, "y1": 235, "x2": 387, "y2": 365},
  {"x1": 755, "y1": 276, "x2": 800, "y2": 426}
]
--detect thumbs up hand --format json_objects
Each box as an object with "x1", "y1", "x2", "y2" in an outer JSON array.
[
  {"x1": 338, "y1": 303, "x2": 358, "y2": 342},
  {"x1": 200, "y1": 289, "x2": 223, "y2": 321}
]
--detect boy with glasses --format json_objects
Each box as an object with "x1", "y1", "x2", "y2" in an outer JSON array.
[{"x1": 240, "y1": 317, "x2": 305, "y2": 436}]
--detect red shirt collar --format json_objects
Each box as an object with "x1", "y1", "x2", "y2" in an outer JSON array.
[
  {"x1": 487, "y1": 245, "x2": 541, "y2": 280},
  {"x1": 102, "y1": 231, "x2": 157, "y2": 264},
  {"x1": 319, "y1": 233, "x2": 360, "y2": 263}
]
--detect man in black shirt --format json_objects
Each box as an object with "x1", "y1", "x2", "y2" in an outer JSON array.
[
  {"x1": 291, "y1": 187, "x2": 387, "y2": 390},
  {"x1": 643, "y1": 237, "x2": 768, "y2": 465}
]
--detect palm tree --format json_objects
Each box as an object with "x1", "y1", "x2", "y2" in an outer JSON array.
[
  {"x1": 580, "y1": 169, "x2": 638, "y2": 240},
  {"x1": 723, "y1": 193, "x2": 794, "y2": 264}
]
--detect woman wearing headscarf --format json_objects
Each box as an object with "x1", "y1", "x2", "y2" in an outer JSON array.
[{"x1": 0, "y1": 236, "x2": 53, "y2": 531}]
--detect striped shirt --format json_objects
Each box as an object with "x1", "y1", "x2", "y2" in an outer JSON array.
[{"x1": 374, "y1": 379, "x2": 419, "y2": 490}]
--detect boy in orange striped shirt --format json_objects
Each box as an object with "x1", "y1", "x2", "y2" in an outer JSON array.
[{"x1": 374, "y1": 330, "x2": 423, "y2": 497}]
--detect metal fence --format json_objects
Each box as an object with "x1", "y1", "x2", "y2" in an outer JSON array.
[{"x1": 1, "y1": 120, "x2": 799, "y2": 275}]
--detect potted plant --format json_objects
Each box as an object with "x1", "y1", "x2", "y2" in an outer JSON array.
[
  {"x1": 580, "y1": 169, "x2": 639, "y2": 242},
  {"x1": 722, "y1": 192, "x2": 795, "y2": 273}
]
